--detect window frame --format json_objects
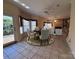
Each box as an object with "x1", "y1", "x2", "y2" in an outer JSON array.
[
  {"x1": 43, "y1": 22, "x2": 52, "y2": 26},
  {"x1": 19, "y1": 16, "x2": 37, "y2": 33}
]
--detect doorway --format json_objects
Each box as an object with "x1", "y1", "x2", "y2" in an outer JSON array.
[{"x1": 3, "y1": 15, "x2": 15, "y2": 45}]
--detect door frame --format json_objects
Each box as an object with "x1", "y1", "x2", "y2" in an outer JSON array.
[{"x1": 3, "y1": 14, "x2": 16, "y2": 47}]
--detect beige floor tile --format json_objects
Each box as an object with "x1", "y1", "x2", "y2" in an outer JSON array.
[
  {"x1": 3, "y1": 35, "x2": 74, "y2": 59},
  {"x1": 31, "y1": 54, "x2": 45, "y2": 59}
]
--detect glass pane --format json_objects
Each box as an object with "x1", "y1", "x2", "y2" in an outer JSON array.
[
  {"x1": 32, "y1": 26, "x2": 36, "y2": 31},
  {"x1": 31, "y1": 21, "x2": 36, "y2": 31},
  {"x1": 3, "y1": 15, "x2": 14, "y2": 44},
  {"x1": 44, "y1": 23, "x2": 52, "y2": 29},
  {"x1": 23, "y1": 19, "x2": 30, "y2": 32},
  {"x1": 3, "y1": 16, "x2": 14, "y2": 35},
  {"x1": 20, "y1": 27, "x2": 23, "y2": 34},
  {"x1": 48, "y1": 23, "x2": 52, "y2": 28}
]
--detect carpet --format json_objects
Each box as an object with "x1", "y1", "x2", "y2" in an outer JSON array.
[{"x1": 26, "y1": 37, "x2": 55, "y2": 46}]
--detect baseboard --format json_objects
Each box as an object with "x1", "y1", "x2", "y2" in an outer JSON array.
[{"x1": 3, "y1": 41, "x2": 17, "y2": 48}]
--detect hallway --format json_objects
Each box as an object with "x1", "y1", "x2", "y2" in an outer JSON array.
[{"x1": 3, "y1": 36, "x2": 74, "y2": 59}]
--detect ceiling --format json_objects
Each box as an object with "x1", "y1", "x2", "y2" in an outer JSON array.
[{"x1": 7, "y1": 0, "x2": 71, "y2": 19}]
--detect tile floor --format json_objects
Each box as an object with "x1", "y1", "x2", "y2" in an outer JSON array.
[{"x1": 3, "y1": 36, "x2": 74, "y2": 59}]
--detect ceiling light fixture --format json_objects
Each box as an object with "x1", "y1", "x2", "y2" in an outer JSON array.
[
  {"x1": 14, "y1": 0, "x2": 30, "y2": 9},
  {"x1": 21, "y1": 3, "x2": 26, "y2": 6},
  {"x1": 25, "y1": 6, "x2": 30, "y2": 9},
  {"x1": 54, "y1": 20, "x2": 57, "y2": 22},
  {"x1": 14, "y1": 0, "x2": 19, "y2": 2},
  {"x1": 21, "y1": 3, "x2": 30, "y2": 9}
]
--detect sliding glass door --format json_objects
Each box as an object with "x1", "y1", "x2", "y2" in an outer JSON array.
[{"x1": 3, "y1": 15, "x2": 15, "y2": 45}]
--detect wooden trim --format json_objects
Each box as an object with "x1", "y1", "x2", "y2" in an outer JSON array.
[{"x1": 19, "y1": 16, "x2": 38, "y2": 26}]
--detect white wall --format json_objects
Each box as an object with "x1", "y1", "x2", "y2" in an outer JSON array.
[{"x1": 66, "y1": 0, "x2": 75, "y2": 56}]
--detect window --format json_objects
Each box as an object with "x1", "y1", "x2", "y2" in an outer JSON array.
[
  {"x1": 20, "y1": 16, "x2": 37, "y2": 32},
  {"x1": 31, "y1": 21, "x2": 36, "y2": 31},
  {"x1": 19, "y1": 16, "x2": 37, "y2": 34},
  {"x1": 44, "y1": 22, "x2": 52, "y2": 29},
  {"x1": 23, "y1": 19, "x2": 30, "y2": 32}
]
